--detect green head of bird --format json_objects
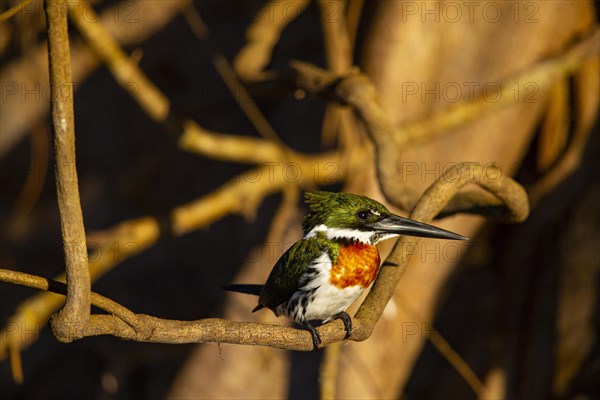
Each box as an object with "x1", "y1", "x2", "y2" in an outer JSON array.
[{"x1": 302, "y1": 191, "x2": 466, "y2": 245}]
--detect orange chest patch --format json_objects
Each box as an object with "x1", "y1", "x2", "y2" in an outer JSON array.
[{"x1": 329, "y1": 243, "x2": 381, "y2": 289}]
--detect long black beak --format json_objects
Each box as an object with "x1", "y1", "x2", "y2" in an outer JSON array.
[{"x1": 371, "y1": 215, "x2": 468, "y2": 241}]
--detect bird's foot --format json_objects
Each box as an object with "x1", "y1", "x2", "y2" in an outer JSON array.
[
  {"x1": 333, "y1": 312, "x2": 352, "y2": 339},
  {"x1": 301, "y1": 321, "x2": 321, "y2": 351}
]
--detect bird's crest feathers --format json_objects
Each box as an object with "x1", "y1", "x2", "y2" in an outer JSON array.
[{"x1": 302, "y1": 191, "x2": 390, "y2": 234}]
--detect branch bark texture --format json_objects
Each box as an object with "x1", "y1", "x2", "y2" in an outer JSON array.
[
  {"x1": 45, "y1": 0, "x2": 91, "y2": 340},
  {"x1": 0, "y1": 163, "x2": 528, "y2": 350}
]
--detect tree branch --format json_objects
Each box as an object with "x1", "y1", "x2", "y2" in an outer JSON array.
[
  {"x1": 68, "y1": 0, "x2": 292, "y2": 165},
  {"x1": 0, "y1": 153, "x2": 345, "y2": 356},
  {"x1": 355, "y1": 163, "x2": 529, "y2": 334},
  {"x1": 45, "y1": 0, "x2": 91, "y2": 341},
  {"x1": 0, "y1": 162, "x2": 528, "y2": 351},
  {"x1": 233, "y1": 0, "x2": 310, "y2": 81},
  {"x1": 1, "y1": 0, "x2": 189, "y2": 156},
  {"x1": 287, "y1": 28, "x2": 600, "y2": 213},
  {"x1": 182, "y1": 3, "x2": 288, "y2": 149},
  {"x1": 0, "y1": 0, "x2": 34, "y2": 22}
]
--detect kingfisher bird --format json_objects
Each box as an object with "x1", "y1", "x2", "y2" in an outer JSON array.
[{"x1": 224, "y1": 191, "x2": 467, "y2": 349}]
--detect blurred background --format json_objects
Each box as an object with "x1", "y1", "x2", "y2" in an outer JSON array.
[{"x1": 1, "y1": 0, "x2": 599, "y2": 399}]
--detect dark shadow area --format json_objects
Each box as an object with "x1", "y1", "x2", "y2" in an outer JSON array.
[
  {"x1": 0, "y1": 0, "x2": 329, "y2": 398},
  {"x1": 404, "y1": 120, "x2": 600, "y2": 399}
]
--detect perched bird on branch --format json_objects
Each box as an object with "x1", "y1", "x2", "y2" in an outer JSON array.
[{"x1": 224, "y1": 191, "x2": 467, "y2": 349}]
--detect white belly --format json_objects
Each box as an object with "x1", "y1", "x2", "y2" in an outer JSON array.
[
  {"x1": 292, "y1": 251, "x2": 366, "y2": 322},
  {"x1": 303, "y1": 283, "x2": 364, "y2": 321}
]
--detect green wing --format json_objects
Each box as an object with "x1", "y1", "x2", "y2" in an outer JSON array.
[{"x1": 259, "y1": 239, "x2": 327, "y2": 310}]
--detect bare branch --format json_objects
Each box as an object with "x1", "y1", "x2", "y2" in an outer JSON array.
[
  {"x1": 0, "y1": 153, "x2": 344, "y2": 357},
  {"x1": 0, "y1": 0, "x2": 189, "y2": 156},
  {"x1": 2, "y1": 0, "x2": 537, "y2": 366},
  {"x1": 288, "y1": 28, "x2": 599, "y2": 213},
  {"x1": 12, "y1": 122, "x2": 50, "y2": 221},
  {"x1": 44, "y1": 0, "x2": 90, "y2": 341},
  {"x1": 355, "y1": 163, "x2": 529, "y2": 334},
  {"x1": 0, "y1": 162, "x2": 528, "y2": 352},
  {"x1": 68, "y1": 0, "x2": 291, "y2": 164},
  {"x1": 0, "y1": 0, "x2": 34, "y2": 22},
  {"x1": 233, "y1": 0, "x2": 310, "y2": 81},
  {"x1": 182, "y1": 4, "x2": 288, "y2": 148}
]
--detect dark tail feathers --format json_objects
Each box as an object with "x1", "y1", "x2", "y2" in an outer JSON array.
[
  {"x1": 223, "y1": 284, "x2": 263, "y2": 296},
  {"x1": 223, "y1": 284, "x2": 265, "y2": 312}
]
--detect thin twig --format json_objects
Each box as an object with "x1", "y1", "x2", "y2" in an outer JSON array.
[
  {"x1": 319, "y1": 0, "x2": 352, "y2": 75},
  {"x1": 6, "y1": 121, "x2": 50, "y2": 240},
  {"x1": 45, "y1": 0, "x2": 90, "y2": 341},
  {"x1": 0, "y1": 0, "x2": 33, "y2": 22},
  {"x1": 233, "y1": 0, "x2": 310, "y2": 81},
  {"x1": 14, "y1": 122, "x2": 50, "y2": 217},
  {"x1": 397, "y1": 293, "x2": 485, "y2": 396},
  {"x1": 0, "y1": 269, "x2": 142, "y2": 331},
  {"x1": 1, "y1": 0, "x2": 189, "y2": 157},
  {"x1": 536, "y1": 78, "x2": 570, "y2": 172},
  {"x1": 68, "y1": 0, "x2": 292, "y2": 165},
  {"x1": 182, "y1": 3, "x2": 289, "y2": 149},
  {"x1": 8, "y1": 338, "x2": 23, "y2": 384},
  {"x1": 265, "y1": 185, "x2": 300, "y2": 243}
]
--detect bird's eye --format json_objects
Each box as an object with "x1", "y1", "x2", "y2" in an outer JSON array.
[{"x1": 356, "y1": 210, "x2": 371, "y2": 220}]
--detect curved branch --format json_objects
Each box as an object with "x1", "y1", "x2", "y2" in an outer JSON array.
[
  {"x1": 233, "y1": 0, "x2": 310, "y2": 81},
  {"x1": 0, "y1": 152, "x2": 345, "y2": 355},
  {"x1": 0, "y1": 162, "x2": 528, "y2": 352},
  {"x1": 0, "y1": 267, "x2": 344, "y2": 350},
  {"x1": 354, "y1": 163, "x2": 528, "y2": 335},
  {"x1": 288, "y1": 28, "x2": 600, "y2": 213},
  {"x1": 45, "y1": 0, "x2": 90, "y2": 340},
  {"x1": 0, "y1": 269, "x2": 141, "y2": 332}
]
